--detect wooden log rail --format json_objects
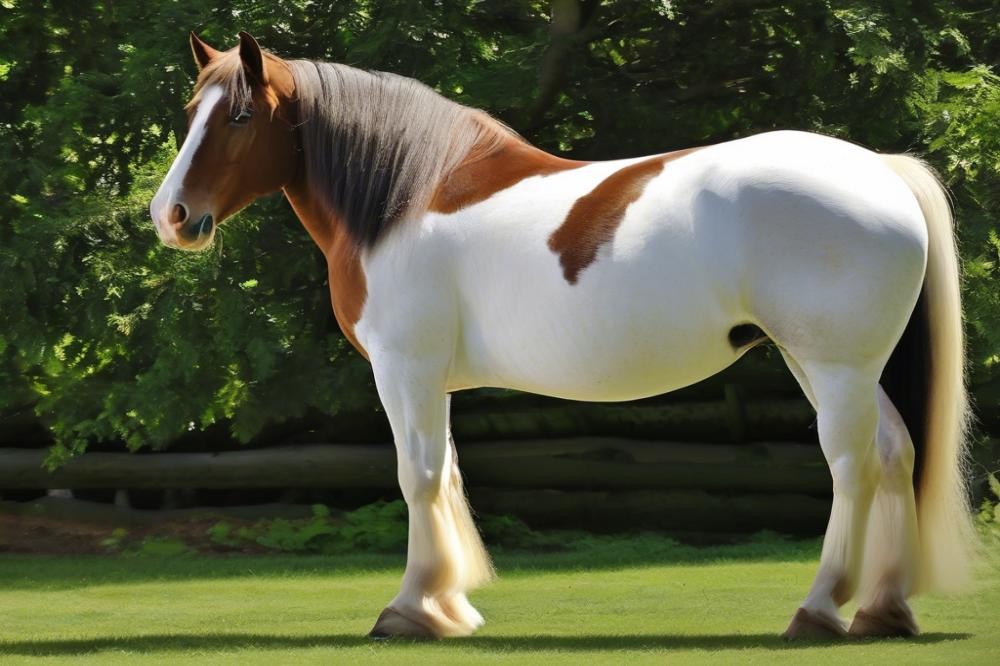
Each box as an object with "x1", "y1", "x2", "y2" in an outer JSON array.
[{"x1": 0, "y1": 439, "x2": 832, "y2": 495}]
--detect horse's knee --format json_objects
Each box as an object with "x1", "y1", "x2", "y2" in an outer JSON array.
[
  {"x1": 398, "y1": 461, "x2": 447, "y2": 505},
  {"x1": 828, "y1": 451, "x2": 879, "y2": 497},
  {"x1": 878, "y1": 433, "x2": 914, "y2": 477},
  {"x1": 876, "y1": 391, "x2": 915, "y2": 485}
]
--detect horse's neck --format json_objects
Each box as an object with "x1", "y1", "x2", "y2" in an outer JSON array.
[
  {"x1": 283, "y1": 172, "x2": 335, "y2": 255},
  {"x1": 283, "y1": 133, "x2": 584, "y2": 250}
]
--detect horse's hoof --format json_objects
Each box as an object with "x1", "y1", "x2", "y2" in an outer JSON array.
[
  {"x1": 849, "y1": 605, "x2": 919, "y2": 638},
  {"x1": 782, "y1": 607, "x2": 848, "y2": 641},
  {"x1": 368, "y1": 607, "x2": 438, "y2": 640}
]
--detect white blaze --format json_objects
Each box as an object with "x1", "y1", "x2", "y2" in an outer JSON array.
[{"x1": 149, "y1": 84, "x2": 224, "y2": 244}]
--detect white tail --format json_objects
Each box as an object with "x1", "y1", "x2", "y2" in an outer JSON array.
[{"x1": 881, "y1": 154, "x2": 978, "y2": 592}]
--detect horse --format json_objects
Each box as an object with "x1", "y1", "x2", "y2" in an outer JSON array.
[{"x1": 150, "y1": 31, "x2": 977, "y2": 640}]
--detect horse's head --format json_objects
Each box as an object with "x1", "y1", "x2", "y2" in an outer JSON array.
[{"x1": 150, "y1": 32, "x2": 298, "y2": 251}]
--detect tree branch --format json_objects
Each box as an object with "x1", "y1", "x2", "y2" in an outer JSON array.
[{"x1": 522, "y1": 0, "x2": 600, "y2": 132}]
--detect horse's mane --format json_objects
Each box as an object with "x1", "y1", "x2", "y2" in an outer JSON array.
[
  {"x1": 288, "y1": 60, "x2": 515, "y2": 248},
  {"x1": 191, "y1": 54, "x2": 516, "y2": 249}
]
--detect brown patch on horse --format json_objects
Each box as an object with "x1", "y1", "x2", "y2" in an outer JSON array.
[
  {"x1": 284, "y1": 176, "x2": 369, "y2": 360},
  {"x1": 327, "y1": 236, "x2": 369, "y2": 360},
  {"x1": 548, "y1": 147, "x2": 701, "y2": 284},
  {"x1": 429, "y1": 133, "x2": 586, "y2": 214}
]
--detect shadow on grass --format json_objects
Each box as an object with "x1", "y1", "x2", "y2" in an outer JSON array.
[
  {"x1": 0, "y1": 631, "x2": 972, "y2": 656},
  {"x1": 0, "y1": 535, "x2": 822, "y2": 590}
]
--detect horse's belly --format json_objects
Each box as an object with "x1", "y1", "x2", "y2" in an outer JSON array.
[
  {"x1": 451, "y1": 278, "x2": 742, "y2": 401},
  {"x1": 441, "y1": 168, "x2": 746, "y2": 399},
  {"x1": 457, "y1": 337, "x2": 739, "y2": 402}
]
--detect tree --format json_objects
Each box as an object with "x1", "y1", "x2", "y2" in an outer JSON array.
[{"x1": 1, "y1": 1, "x2": 998, "y2": 460}]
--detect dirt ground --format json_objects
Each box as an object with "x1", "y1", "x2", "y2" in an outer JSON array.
[
  {"x1": 0, "y1": 512, "x2": 267, "y2": 555},
  {"x1": 0, "y1": 498, "x2": 314, "y2": 555},
  {"x1": 0, "y1": 513, "x2": 113, "y2": 554}
]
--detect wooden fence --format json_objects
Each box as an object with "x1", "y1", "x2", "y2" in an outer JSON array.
[
  {"x1": 2, "y1": 349, "x2": 997, "y2": 535},
  {"x1": 0, "y1": 438, "x2": 832, "y2": 534}
]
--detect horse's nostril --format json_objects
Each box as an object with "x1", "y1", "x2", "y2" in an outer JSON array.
[
  {"x1": 170, "y1": 203, "x2": 188, "y2": 225},
  {"x1": 198, "y1": 214, "x2": 214, "y2": 235},
  {"x1": 179, "y1": 214, "x2": 215, "y2": 242}
]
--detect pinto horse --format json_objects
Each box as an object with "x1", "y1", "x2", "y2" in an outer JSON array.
[{"x1": 150, "y1": 32, "x2": 976, "y2": 640}]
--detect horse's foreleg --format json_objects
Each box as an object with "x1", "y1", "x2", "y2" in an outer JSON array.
[
  {"x1": 783, "y1": 362, "x2": 881, "y2": 640},
  {"x1": 849, "y1": 386, "x2": 920, "y2": 637},
  {"x1": 368, "y1": 360, "x2": 492, "y2": 639}
]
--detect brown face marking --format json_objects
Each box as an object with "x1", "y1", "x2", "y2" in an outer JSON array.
[
  {"x1": 181, "y1": 51, "x2": 299, "y2": 226},
  {"x1": 548, "y1": 147, "x2": 702, "y2": 284},
  {"x1": 429, "y1": 134, "x2": 586, "y2": 214}
]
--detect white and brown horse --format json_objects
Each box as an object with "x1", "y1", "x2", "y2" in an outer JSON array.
[{"x1": 150, "y1": 32, "x2": 976, "y2": 640}]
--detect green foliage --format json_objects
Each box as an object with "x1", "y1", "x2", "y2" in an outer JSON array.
[
  {"x1": 129, "y1": 536, "x2": 194, "y2": 557},
  {"x1": 209, "y1": 502, "x2": 409, "y2": 554},
  {"x1": 202, "y1": 500, "x2": 708, "y2": 555},
  {"x1": 101, "y1": 528, "x2": 193, "y2": 557},
  {"x1": 2, "y1": 1, "x2": 999, "y2": 454},
  {"x1": 198, "y1": 500, "x2": 809, "y2": 557},
  {"x1": 976, "y1": 471, "x2": 1000, "y2": 547},
  {"x1": 99, "y1": 527, "x2": 129, "y2": 552}
]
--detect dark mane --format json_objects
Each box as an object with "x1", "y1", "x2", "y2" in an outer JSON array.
[{"x1": 288, "y1": 60, "x2": 514, "y2": 248}]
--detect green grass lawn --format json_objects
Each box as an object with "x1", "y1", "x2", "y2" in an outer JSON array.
[{"x1": 0, "y1": 536, "x2": 996, "y2": 664}]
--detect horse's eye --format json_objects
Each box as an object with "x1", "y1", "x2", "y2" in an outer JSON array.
[{"x1": 230, "y1": 109, "x2": 252, "y2": 125}]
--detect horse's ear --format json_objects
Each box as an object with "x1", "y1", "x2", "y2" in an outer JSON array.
[
  {"x1": 238, "y1": 31, "x2": 268, "y2": 85},
  {"x1": 190, "y1": 31, "x2": 220, "y2": 71}
]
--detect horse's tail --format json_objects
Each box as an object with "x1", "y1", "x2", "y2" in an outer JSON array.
[{"x1": 880, "y1": 154, "x2": 978, "y2": 593}]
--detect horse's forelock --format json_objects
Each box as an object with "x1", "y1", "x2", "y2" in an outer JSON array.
[{"x1": 186, "y1": 51, "x2": 253, "y2": 116}]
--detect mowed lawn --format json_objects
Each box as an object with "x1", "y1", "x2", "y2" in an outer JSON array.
[{"x1": 0, "y1": 537, "x2": 997, "y2": 665}]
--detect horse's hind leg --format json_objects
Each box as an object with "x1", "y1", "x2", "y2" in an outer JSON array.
[
  {"x1": 849, "y1": 386, "x2": 920, "y2": 636},
  {"x1": 782, "y1": 360, "x2": 881, "y2": 640},
  {"x1": 368, "y1": 360, "x2": 493, "y2": 639}
]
